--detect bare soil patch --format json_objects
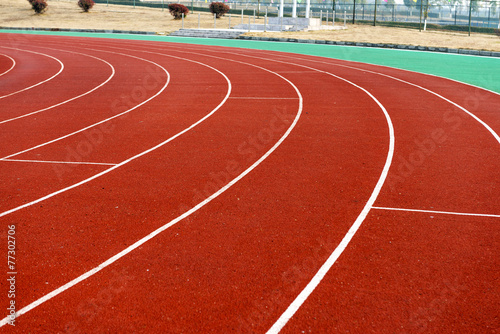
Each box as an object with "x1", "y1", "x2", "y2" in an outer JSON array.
[{"x1": 246, "y1": 25, "x2": 500, "y2": 51}]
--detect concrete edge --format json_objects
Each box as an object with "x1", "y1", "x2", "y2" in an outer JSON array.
[
  {"x1": 0, "y1": 26, "x2": 156, "y2": 35},
  {"x1": 238, "y1": 35, "x2": 500, "y2": 57},
  {"x1": 1, "y1": 26, "x2": 498, "y2": 58}
]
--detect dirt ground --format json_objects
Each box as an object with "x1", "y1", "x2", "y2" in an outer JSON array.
[{"x1": 1, "y1": 0, "x2": 499, "y2": 51}]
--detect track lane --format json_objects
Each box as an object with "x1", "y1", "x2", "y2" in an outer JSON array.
[
  {"x1": 0, "y1": 38, "x2": 388, "y2": 332},
  {"x1": 0, "y1": 53, "x2": 15, "y2": 77},
  {"x1": 0, "y1": 36, "x2": 312, "y2": 328},
  {"x1": 134, "y1": 42, "x2": 499, "y2": 332},
  {"x1": 0, "y1": 35, "x2": 497, "y2": 333},
  {"x1": 0, "y1": 47, "x2": 64, "y2": 99},
  {"x1": 0, "y1": 47, "x2": 115, "y2": 125},
  {"x1": 208, "y1": 48, "x2": 500, "y2": 332},
  {"x1": 0, "y1": 46, "x2": 242, "y2": 214},
  {"x1": 0, "y1": 49, "x2": 167, "y2": 159},
  {"x1": 0, "y1": 40, "x2": 239, "y2": 328},
  {"x1": 277, "y1": 211, "x2": 499, "y2": 333},
  {"x1": 211, "y1": 47, "x2": 500, "y2": 213},
  {"x1": 244, "y1": 50, "x2": 500, "y2": 137}
]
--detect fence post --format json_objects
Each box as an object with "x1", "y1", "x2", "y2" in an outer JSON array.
[
  {"x1": 424, "y1": 0, "x2": 428, "y2": 31},
  {"x1": 352, "y1": 0, "x2": 356, "y2": 24},
  {"x1": 248, "y1": 16, "x2": 251, "y2": 31},
  {"x1": 487, "y1": 6, "x2": 491, "y2": 28},
  {"x1": 182, "y1": 13, "x2": 184, "y2": 28},
  {"x1": 241, "y1": 8, "x2": 244, "y2": 24},
  {"x1": 332, "y1": 10, "x2": 335, "y2": 26},
  {"x1": 214, "y1": 13, "x2": 217, "y2": 29},
  {"x1": 344, "y1": 10, "x2": 346, "y2": 26},
  {"x1": 326, "y1": 10, "x2": 328, "y2": 25},
  {"x1": 419, "y1": 0, "x2": 423, "y2": 31},
  {"x1": 265, "y1": 8, "x2": 268, "y2": 32},
  {"x1": 229, "y1": 14, "x2": 231, "y2": 29},
  {"x1": 198, "y1": 13, "x2": 200, "y2": 29},
  {"x1": 468, "y1": 0, "x2": 472, "y2": 36},
  {"x1": 374, "y1": 0, "x2": 378, "y2": 26}
]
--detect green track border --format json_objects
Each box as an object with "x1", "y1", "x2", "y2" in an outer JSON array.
[{"x1": 1, "y1": 29, "x2": 499, "y2": 93}]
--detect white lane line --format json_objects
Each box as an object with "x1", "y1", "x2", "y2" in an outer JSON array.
[
  {"x1": 340, "y1": 63, "x2": 500, "y2": 144},
  {"x1": 277, "y1": 71, "x2": 322, "y2": 74},
  {"x1": 0, "y1": 47, "x2": 302, "y2": 328},
  {"x1": 0, "y1": 48, "x2": 115, "y2": 125},
  {"x1": 100, "y1": 45, "x2": 396, "y2": 332},
  {"x1": 0, "y1": 49, "x2": 167, "y2": 161},
  {"x1": 220, "y1": 49, "x2": 499, "y2": 331},
  {"x1": 0, "y1": 47, "x2": 64, "y2": 99},
  {"x1": 260, "y1": 51, "x2": 500, "y2": 144},
  {"x1": 0, "y1": 158, "x2": 117, "y2": 166},
  {"x1": 0, "y1": 49, "x2": 235, "y2": 328},
  {"x1": 0, "y1": 53, "x2": 15, "y2": 77},
  {"x1": 372, "y1": 206, "x2": 500, "y2": 218},
  {"x1": 229, "y1": 97, "x2": 299, "y2": 100},
  {"x1": 223, "y1": 57, "x2": 394, "y2": 334}
]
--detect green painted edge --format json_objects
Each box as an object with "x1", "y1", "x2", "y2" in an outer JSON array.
[{"x1": 1, "y1": 29, "x2": 499, "y2": 93}]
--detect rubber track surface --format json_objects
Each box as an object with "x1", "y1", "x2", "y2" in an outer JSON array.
[{"x1": 0, "y1": 33, "x2": 498, "y2": 333}]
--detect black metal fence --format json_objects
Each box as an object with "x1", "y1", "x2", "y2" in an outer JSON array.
[{"x1": 93, "y1": 0, "x2": 500, "y2": 30}]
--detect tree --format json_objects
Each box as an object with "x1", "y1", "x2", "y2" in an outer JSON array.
[
  {"x1": 168, "y1": 3, "x2": 189, "y2": 19},
  {"x1": 209, "y1": 2, "x2": 230, "y2": 18},
  {"x1": 28, "y1": 0, "x2": 48, "y2": 13},
  {"x1": 78, "y1": 0, "x2": 95, "y2": 12}
]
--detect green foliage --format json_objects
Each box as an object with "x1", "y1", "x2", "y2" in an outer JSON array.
[
  {"x1": 209, "y1": 2, "x2": 230, "y2": 18},
  {"x1": 168, "y1": 3, "x2": 189, "y2": 19},
  {"x1": 28, "y1": 0, "x2": 48, "y2": 13},
  {"x1": 78, "y1": 0, "x2": 95, "y2": 12}
]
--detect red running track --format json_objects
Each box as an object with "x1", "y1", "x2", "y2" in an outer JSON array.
[{"x1": 0, "y1": 33, "x2": 498, "y2": 333}]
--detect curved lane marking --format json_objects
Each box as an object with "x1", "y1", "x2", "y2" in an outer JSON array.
[
  {"x1": 0, "y1": 53, "x2": 16, "y2": 77},
  {"x1": 0, "y1": 47, "x2": 64, "y2": 99},
  {"x1": 0, "y1": 48, "x2": 115, "y2": 125},
  {"x1": 249, "y1": 50, "x2": 500, "y2": 143},
  {"x1": 0, "y1": 45, "x2": 303, "y2": 328},
  {"x1": 65, "y1": 42, "x2": 396, "y2": 333},
  {"x1": 0, "y1": 48, "x2": 167, "y2": 160},
  {"x1": 207, "y1": 47, "x2": 498, "y2": 331},
  {"x1": 217, "y1": 52, "x2": 395, "y2": 334}
]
